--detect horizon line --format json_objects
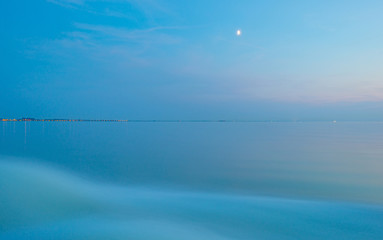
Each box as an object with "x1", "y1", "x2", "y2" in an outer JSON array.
[{"x1": 0, "y1": 118, "x2": 363, "y2": 123}]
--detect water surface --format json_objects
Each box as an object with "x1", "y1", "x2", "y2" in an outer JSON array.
[{"x1": 1, "y1": 122, "x2": 383, "y2": 239}]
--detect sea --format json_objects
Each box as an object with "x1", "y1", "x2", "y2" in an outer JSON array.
[{"x1": 1, "y1": 121, "x2": 382, "y2": 239}]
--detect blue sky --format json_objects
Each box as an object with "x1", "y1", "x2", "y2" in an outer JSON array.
[{"x1": 1, "y1": 0, "x2": 383, "y2": 120}]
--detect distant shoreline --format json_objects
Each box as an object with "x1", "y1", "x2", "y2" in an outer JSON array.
[{"x1": 1, "y1": 118, "x2": 341, "y2": 123}]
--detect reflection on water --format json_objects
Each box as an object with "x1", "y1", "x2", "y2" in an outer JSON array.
[
  {"x1": 1, "y1": 122, "x2": 383, "y2": 239},
  {"x1": 1, "y1": 159, "x2": 382, "y2": 240}
]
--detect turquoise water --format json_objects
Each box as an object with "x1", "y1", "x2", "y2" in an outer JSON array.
[{"x1": 1, "y1": 122, "x2": 383, "y2": 239}]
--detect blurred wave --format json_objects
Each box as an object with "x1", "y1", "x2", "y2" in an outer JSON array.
[{"x1": 1, "y1": 157, "x2": 383, "y2": 240}]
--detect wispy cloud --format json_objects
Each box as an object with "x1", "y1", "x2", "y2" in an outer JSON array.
[
  {"x1": 47, "y1": 0, "x2": 84, "y2": 9},
  {"x1": 46, "y1": 0, "x2": 173, "y2": 22},
  {"x1": 74, "y1": 23, "x2": 184, "y2": 38},
  {"x1": 36, "y1": 21, "x2": 184, "y2": 71},
  {"x1": 68, "y1": 23, "x2": 183, "y2": 55},
  {"x1": 43, "y1": 0, "x2": 183, "y2": 64}
]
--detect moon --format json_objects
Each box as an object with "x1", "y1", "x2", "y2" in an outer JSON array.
[{"x1": 236, "y1": 29, "x2": 241, "y2": 36}]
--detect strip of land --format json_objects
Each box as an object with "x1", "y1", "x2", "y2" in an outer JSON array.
[
  {"x1": 1, "y1": 118, "x2": 261, "y2": 122},
  {"x1": 0, "y1": 118, "x2": 339, "y2": 123}
]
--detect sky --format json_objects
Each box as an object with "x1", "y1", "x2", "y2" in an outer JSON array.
[{"x1": 1, "y1": 0, "x2": 383, "y2": 120}]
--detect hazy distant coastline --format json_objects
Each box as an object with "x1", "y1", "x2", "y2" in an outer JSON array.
[{"x1": 1, "y1": 118, "x2": 339, "y2": 123}]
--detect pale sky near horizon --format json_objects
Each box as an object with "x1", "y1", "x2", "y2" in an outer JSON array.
[{"x1": 1, "y1": 0, "x2": 383, "y2": 120}]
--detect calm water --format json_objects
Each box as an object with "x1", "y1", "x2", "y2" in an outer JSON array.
[{"x1": 1, "y1": 122, "x2": 383, "y2": 239}]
